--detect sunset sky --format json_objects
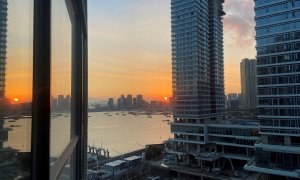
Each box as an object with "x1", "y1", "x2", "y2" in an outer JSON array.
[
  {"x1": 5, "y1": 0, "x2": 256, "y2": 102},
  {"x1": 88, "y1": 0, "x2": 256, "y2": 100}
]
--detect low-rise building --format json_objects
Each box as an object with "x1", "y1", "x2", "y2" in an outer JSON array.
[{"x1": 165, "y1": 119, "x2": 260, "y2": 179}]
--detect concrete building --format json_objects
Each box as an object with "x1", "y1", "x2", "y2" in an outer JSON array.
[
  {"x1": 0, "y1": 0, "x2": 8, "y2": 162},
  {"x1": 133, "y1": 98, "x2": 137, "y2": 108},
  {"x1": 171, "y1": 0, "x2": 225, "y2": 122},
  {"x1": 226, "y1": 93, "x2": 241, "y2": 109},
  {"x1": 65, "y1": 95, "x2": 71, "y2": 111},
  {"x1": 56, "y1": 95, "x2": 71, "y2": 112},
  {"x1": 57, "y1": 95, "x2": 65, "y2": 111},
  {"x1": 244, "y1": 0, "x2": 300, "y2": 179},
  {"x1": 240, "y1": 58, "x2": 257, "y2": 110},
  {"x1": 227, "y1": 93, "x2": 238, "y2": 101},
  {"x1": 136, "y1": 95, "x2": 143, "y2": 108},
  {"x1": 108, "y1": 98, "x2": 114, "y2": 110},
  {"x1": 165, "y1": 0, "x2": 261, "y2": 179},
  {"x1": 52, "y1": 97, "x2": 58, "y2": 112},
  {"x1": 126, "y1": 94, "x2": 133, "y2": 108},
  {"x1": 117, "y1": 95, "x2": 126, "y2": 109}
]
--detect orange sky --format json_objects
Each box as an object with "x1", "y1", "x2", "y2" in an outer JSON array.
[
  {"x1": 5, "y1": 0, "x2": 256, "y2": 102},
  {"x1": 88, "y1": 0, "x2": 256, "y2": 100},
  {"x1": 5, "y1": 1, "x2": 33, "y2": 102}
]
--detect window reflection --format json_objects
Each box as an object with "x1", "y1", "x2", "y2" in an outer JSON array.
[
  {"x1": 0, "y1": 0, "x2": 33, "y2": 179},
  {"x1": 51, "y1": 0, "x2": 72, "y2": 161}
]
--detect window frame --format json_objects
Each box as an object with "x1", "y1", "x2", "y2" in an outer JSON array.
[{"x1": 31, "y1": 0, "x2": 87, "y2": 180}]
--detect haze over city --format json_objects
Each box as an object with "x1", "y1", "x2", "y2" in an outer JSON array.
[
  {"x1": 5, "y1": 0, "x2": 256, "y2": 102},
  {"x1": 88, "y1": 0, "x2": 256, "y2": 100}
]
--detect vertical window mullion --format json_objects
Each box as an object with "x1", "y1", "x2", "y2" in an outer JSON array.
[
  {"x1": 71, "y1": 14, "x2": 83, "y2": 180},
  {"x1": 31, "y1": 0, "x2": 51, "y2": 179}
]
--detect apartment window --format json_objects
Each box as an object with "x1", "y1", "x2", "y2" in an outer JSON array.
[
  {"x1": 51, "y1": 0, "x2": 72, "y2": 164},
  {"x1": 0, "y1": 1, "x2": 32, "y2": 179},
  {"x1": 0, "y1": 0, "x2": 87, "y2": 179}
]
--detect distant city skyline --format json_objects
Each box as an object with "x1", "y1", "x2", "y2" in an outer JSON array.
[
  {"x1": 92, "y1": 93, "x2": 171, "y2": 102},
  {"x1": 5, "y1": 0, "x2": 256, "y2": 102},
  {"x1": 87, "y1": 0, "x2": 255, "y2": 100}
]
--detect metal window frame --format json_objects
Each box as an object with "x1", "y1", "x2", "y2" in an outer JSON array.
[{"x1": 31, "y1": 0, "x2": 87, "y2": 180}]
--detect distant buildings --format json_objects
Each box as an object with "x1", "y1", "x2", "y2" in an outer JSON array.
[
  {"x1": 227, "y1": 93, "x2": 238, "y2": 101},
  {"x1": 117, "y1": 94, "x2": 142, "y2": 109},
  {"x1": 240, "y1": 58, "x2": 257, "y2": 110},
  {"x1": 149, "y1": 101, "x2": 163, "y2": 109},
  {"x1": 226, "y1": 93, "x2": 241, "y2": 109},
  {"x1": 117, "y1": 95, "x2": 126, "y2": 109},
  {"x1": 52, "y1": 97, "x2": 58, "y2": 111},
  {"x1": 136, "y1": 95, "x2": 145, "y2": 108},
  {"x1": 52, "y1": 95, "x2": 70, "y2": 112},
  {"x1": 244, "y1": 1, "x2": 300, "y2": 179},
  {"x1": 104, "y1": 94, "x2": 170, "y2": 110},
  {"x1": 126, "y1": 94, "x2": 132, "y2": 108},
  {"x1": 107, "y1": 98, "x2": 114, "y2": 110}
]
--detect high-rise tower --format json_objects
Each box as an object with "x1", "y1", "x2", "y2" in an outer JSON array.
[
  {"x1": 0, "y1": 0, "x2": 8, "y2": 151},
  {"x1": 240, "y1": 58, "x2": 257, "y2": 110},
  {"x1": 167, "y1": 0, "x2": 230, "y2": 172},
  {"x1": 171, "y1": 0, "x2": 225, "y2": 122},
  {"x1": 245, "y1": 0, "x2": 300, "y2": 179}
]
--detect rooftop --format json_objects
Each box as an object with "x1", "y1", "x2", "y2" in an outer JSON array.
[
  {"x1": 104, "y1": 160, "x2": 125, "y2": 167},
  {"x1": 123, "y1": 156, "x2": 141, "y2": 161},
  {"x1": 211, "y1": 119, "x2": 259, "y2": 126}
]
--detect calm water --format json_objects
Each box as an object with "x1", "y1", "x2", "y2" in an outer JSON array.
[{"x1": 4, "y1": 111, "x2": 173, "y2": 157}]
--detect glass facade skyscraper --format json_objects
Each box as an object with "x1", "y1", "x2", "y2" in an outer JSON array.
[
  {"x1": 0, "y1": 0, "x2": 6, "y2": 99},
  {"x1": 0, "y1": 0, "x2": 8, "y2": 156},
  {"x1": 171, "y1": 0, "x2": 225, "y2": 122},
  {"x1": 240, "y1": 58, "x2": 258, "y2": 110},
  {"x1": 245, "y1": 0, "x2": 300, "y2": 178},
  {"x1": 167, "y1": 0, "x2": 252, "y2": 174}
]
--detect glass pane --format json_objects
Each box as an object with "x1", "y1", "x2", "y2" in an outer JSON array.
[
  {"x1": 0, "y1": 0, "x2": 33, "y2": 179},
  {"x1": 58, "y1": 157, "x2": 71, "y2": 180},
  {"x1": 51, "y1": 0, "x2": 72, "y2": 162},
  {"x1": 88, "y1": 1, "x2": 173, "y2": 176}
]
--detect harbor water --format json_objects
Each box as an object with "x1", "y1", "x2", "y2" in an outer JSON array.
[{"x1": 4, "y1": 111, "x2": 173, "y2": 157}]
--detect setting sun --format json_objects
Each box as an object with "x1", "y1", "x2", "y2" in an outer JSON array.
[
  {"x1": 164, "y1": 97, "x2": 168, "y2": 101},
  {"x1": 13, "y1": 98, "x2": 19, "y2": 102}
]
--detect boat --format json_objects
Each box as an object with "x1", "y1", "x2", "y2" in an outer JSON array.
[
  {"x1": 162, "y1": 119, "x2": 170, "y2": 122},
  {"x1": 10, "y1": 125, "x2": 21, "y2": 128}
]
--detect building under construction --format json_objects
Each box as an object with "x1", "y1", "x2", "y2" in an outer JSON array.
[
  {"x1": 166, "y1": 0, "x2": 260, "y2": 179},
  {"x1": 165, "y1": 119, "x2": 260, "y2": 179}
]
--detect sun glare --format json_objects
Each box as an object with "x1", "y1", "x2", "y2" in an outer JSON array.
[
  {"x1": 13, "y1": 98, "x2": 19, "y2": 102},
  {"x1": 164, "y1": 97, "x2": 168, "y2": 101}
]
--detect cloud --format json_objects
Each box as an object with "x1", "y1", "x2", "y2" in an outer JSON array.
[{"x1": 223, "y1": 0, "x2": 255, "y2": 48}]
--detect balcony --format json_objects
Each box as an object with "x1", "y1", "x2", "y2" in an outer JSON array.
[
  {"x1": 165, "y1": 147, "x2": 186, "y2": 156},
  {"x1": 255, "y1": 143, "x2": 300, "y2": 154},
  {"x1": 167, "y1": 138, "x2": 205, "y2": 145},
  {"x1": 195, "y1": 151, "x2": 221, "y2": 161},
  {"x1": 245, "y1": 158, "x2": 300, "y2": 178}
]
